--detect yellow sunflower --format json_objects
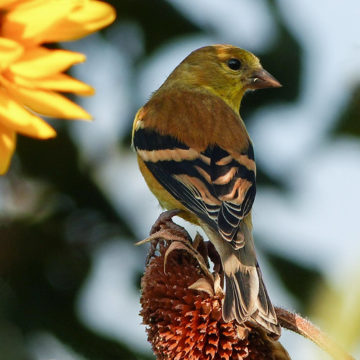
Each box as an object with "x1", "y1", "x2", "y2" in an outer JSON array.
[{"x1": 0, "y1": 0, "x2": 116, "y2": 174}]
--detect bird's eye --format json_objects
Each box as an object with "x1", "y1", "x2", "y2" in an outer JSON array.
[{"x1": 227, "y1": 58, "x2": 242, "y2": 70}]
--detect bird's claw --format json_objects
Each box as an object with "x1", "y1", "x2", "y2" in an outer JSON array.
[
  {"x1": 149, "y1": 209, "x2": 181, "y2": 235},
  {"x1": 144, "y1": 210, "x2": 189, "y2": 264}
]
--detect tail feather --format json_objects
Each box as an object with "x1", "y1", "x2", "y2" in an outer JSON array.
[
  {"x1": 255, "y1": 263, "x2": 278, "y2": 324},
  {"x1": 223, "y1": 272, "x2": 257, "y2": 322},
  {"x1": 210, "y1": 219, "x2": 281, "y2": 336},
  {"x1": 223, "y1": 262, "x2": 280, "y2": 336}
]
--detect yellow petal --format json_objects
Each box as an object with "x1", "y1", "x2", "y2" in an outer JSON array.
[
  {"x1": 0, "y1": 122, "x2": 16, "y2": 175},
  {"x1": 0, "y1": 90, "x2": 56, "y2": 138},
  {"x1": 2, "y1": 0, "x2": 116, "y2": 44},
  {"x1": 32, "y1": 74, "x2": 95, "y2": 95},
  {"x1": 0, "y1": 0, "x2": 20, "y2": 8},
  {"x1": 2, "y1": 0, "x2": 78, "y2": 44},
  {"x1": 0, "y1": 37, "x2": 23, "y2": 70},
  {"x1": 10, "y1": 73, "x2": 95, "y2": 95},
  {"x1": 6, "y1": 84, "x2": 92, "y2": 119},
  {"x1": 9, "y1": 47, "x2": 86, "y2": 79},
  {"x1": 44, "y1": 1, "x2": 116, "y2": 42}
]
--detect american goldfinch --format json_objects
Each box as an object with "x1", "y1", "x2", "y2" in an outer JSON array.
[{"x1": 132, "y1": 44, "x2": 281, "y2": 335}]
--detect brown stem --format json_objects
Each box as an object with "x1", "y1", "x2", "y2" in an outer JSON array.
[{"x1": 275, "y1": 307, "x2": 354, "y2": 360}]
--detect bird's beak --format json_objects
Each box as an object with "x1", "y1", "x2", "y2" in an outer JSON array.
[{"x1": 247, "y1": 68, "x2": 282, "y2": 90}]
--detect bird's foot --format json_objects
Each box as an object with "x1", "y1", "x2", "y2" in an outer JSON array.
[
  {"x1": 136, "y1": 210, "x2": 192, "y2": 264},
  {"x1": 149, "y1": 209, "x2": 181, "y2": 235}
]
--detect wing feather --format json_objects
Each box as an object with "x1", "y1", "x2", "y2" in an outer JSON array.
[{"x1": 133, "y1": 127, "x2": 256, "y2": 247}]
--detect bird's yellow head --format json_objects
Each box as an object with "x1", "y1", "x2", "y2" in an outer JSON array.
[{"x1": 162, "y1": 44, "x2": 281, "y2": 112}]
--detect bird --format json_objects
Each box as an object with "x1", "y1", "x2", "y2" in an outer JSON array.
[{"x1": 132, "y1": 44, "x2": 282, "y2": 336}]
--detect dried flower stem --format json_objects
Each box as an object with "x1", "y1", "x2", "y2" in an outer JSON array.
[{"x1": 275, "y1": 307, "x2": 354, "y2": 360}]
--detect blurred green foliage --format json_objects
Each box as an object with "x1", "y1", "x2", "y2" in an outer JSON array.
[
  {"x1": 113, "y1": 0, "x2": 202, "y2": 54},
  {"x1": 332, "y1": 84, "x2": 360, "y2": 138},
  {"x1": 0, "y1": 0, "x2": 357, "y2": 359},
  {"x1": 264, "y1": 248, "x2": 324, "y2": 314}
]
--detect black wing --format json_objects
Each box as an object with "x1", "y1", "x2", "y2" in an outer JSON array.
[{"x1": 134, "y1": 127, "x2": 256, "y2": 246}]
